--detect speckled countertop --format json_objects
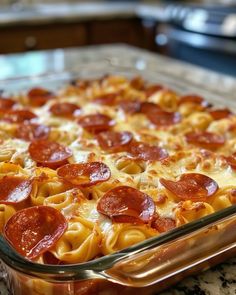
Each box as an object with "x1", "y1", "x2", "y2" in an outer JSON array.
[
  {"x1": 0, "y1": 45, "x2": 236, "y2": 295},
  {"x1": 0, "y1": 2, "x2": 167, "y2": 27}
]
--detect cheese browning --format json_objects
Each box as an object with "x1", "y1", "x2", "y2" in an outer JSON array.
[{"x1": 1, "y1": 75, "x2": 236, "y2": 265}]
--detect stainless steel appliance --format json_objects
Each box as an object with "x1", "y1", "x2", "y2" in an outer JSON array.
[{"x1": 157, "y1": 3, "x2": 236, "y2": 76}]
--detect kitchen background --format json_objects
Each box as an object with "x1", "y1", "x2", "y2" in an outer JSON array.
[{"x1": 0, "y1": 0, "x2": 236, "y2": 77}]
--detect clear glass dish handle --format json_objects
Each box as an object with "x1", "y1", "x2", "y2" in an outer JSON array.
[{"x1": 103, "y1": 213, "x2": 236, "y2": 287}]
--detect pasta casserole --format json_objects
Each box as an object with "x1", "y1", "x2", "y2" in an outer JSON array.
[{"x1": 0, "y1": 74, "x2": 236, "y2": 270}]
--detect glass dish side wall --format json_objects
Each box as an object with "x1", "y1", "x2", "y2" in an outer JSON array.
[
  {"x1": 0, "y1": 60, "x2": 234, "y2": 109},
  {"x1": 0, "y1": 62, "x2": 236, "y2": 295},
  {"x1": 3, "y1": 209, "x2": 236, "y2": 295}
]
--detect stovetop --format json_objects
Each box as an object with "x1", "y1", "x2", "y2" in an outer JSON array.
[{"x1": 165, "y1": 3, "x2": 236, "y2": 37}]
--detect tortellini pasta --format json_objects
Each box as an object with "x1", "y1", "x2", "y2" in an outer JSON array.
[
  {"x1": 31, "y1": 179, "x2": 69, "y2": 206},
  {"x1": 148, "y1": 90, "x2": 178, "y2": 112},
  {"x1": 174, "y1": 201, "x2": 215, "y2": 226},
  {"x1": 185, "y1": 111, "x2": 213, "y2": 130},
  {"x1": 0, "y1": 204, "x2": 16, "y2": 232},
  {"x1": 44, "y1": 189, "x2": 84, "y2": 219},
  {"x1": 51, "y1": 217, "x2": 102, "y2": 263},
  {"x1": 102, "y1": 223, "x2": 156, "y2": 255}
]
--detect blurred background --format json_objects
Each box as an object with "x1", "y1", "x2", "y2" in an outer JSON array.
[{"x1": 0, "y1": 0, "x2": 236, "y2": 76}]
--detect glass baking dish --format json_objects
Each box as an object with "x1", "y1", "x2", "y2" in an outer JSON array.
[{"x1": 0, "y1": 59, "x2": 236, "y2": 295}]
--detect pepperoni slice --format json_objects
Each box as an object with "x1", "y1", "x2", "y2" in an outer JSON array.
[
  {"x1": 96, "y1": 131, "x2": 133, "y2": 152},
  {"x1": 57, "y1": 162, "x2": 111, "y2": 187},
  {"x1": 179, "y1": 95, "x2": 209, "y2": 108},
  {"x1": 29, "y1": 139, "x2": 72, "y2": 168},
  {"x1": 145, "y1": 85, "x2": 163, "y2": 98},
  {"x1": 4, "y1": 206, "x2": 67, "y2": 260},
  {"x1": 43, "y1": 252, "x2": 61, "y2": 265},
  {"x1": 28, "y1": 87, "x2": 55, "y2": 107},
  {"x1": 97, "y1": 186, "x2": 155, "y2": 223},
  {"x1": 50, "y1": 102, "x2": 80, "y2": 117},
  {"x1": 160, "y1": 173, "x2": 218, "y2": 201},
  {"x1": 130, "y1": 76, "x2": 145, "y2": 90},
  {"x1": 3, "y1": 110, "x2": 37, "y2": 123},
  {"x1": 128, "y1": 141, "x2": 168, "y2": 161},
  {"x1": 93, "y1": 93, "x2": 118, "y2": 106},
  {"x1": 119, "y1": 100, "x2": 141, "y2": 114},
  {"x1": 0, "y1": 176, "x2": 32, "y2": 204},
  {"x1": 209, "y1": 108, "x2": 232, "y2": 120},
  {"x1": 185, "y1": 131, "x2": 225, "y2": 150},
  {"x1": 140, "y1": 102, "x2": 161, "y2": 115},
  {"x1": 151, "y1": 215, "x2": 176, "y2": 233},
  {"x1": 140, "y1": 102, "x2": 181, "y2": 126},
  {"x1": 0, "y1": 97, "x2": 16, "y2": 110},
  {"x1": 225, "y1": 153, "x2": 236, "y2": 170},
  {"x1": 70, "y1": 79, "x2": 91, "y2": 90},
  {"x1": 78, "y1": 114, "x2": 115, "y2": 133},
  {"x1": 147, "y1": 110, "x2": 181, "y2": 126},
  {"x1": 16, "y1": 123, "x2": 50, "y2": 141}
]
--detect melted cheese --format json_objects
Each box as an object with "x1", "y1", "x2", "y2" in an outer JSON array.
[{"x1": 1, "y1": 74, "x2": 236, "y2": 266}]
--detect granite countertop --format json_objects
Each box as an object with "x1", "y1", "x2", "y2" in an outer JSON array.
[
  {"x1": 0, "y1": 2, "x2": 167, "y2": 27},
  {"x1": 0, "y1": 45, "x2": 236, "y2": 295}
]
